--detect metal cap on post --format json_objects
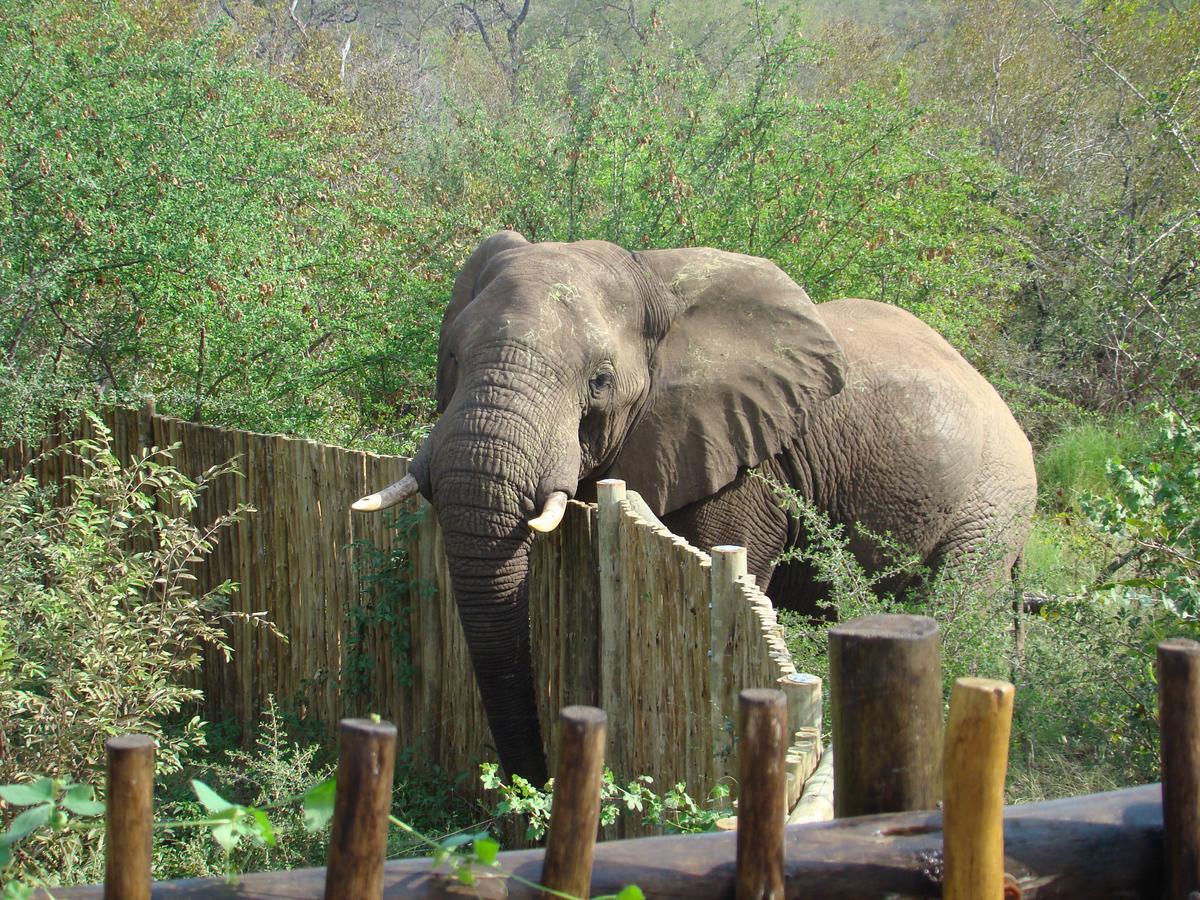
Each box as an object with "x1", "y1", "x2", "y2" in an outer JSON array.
[
  {"x1": 541, "y1": 706, "x2": 608, "y2": 899},
  {"x1": 829, "y1": 614, "x2": 942, "y2": 817},
  {"x1": 735, "y1": 688, "x2": 788, "y2": 900},
  {"x1": 324, "y1": 718, "x2": 398, "y2": 900},
  {"x1": 105, "y1": 734, "x2": 156, "y2": 900}
]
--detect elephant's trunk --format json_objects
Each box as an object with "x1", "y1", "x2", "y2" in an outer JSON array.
[
  {"x1": 425, "y1": 383, "x2": 576, "y2": 784},
  {"x1": 439, "y1": 515, "x2": 546, "y2": 783}
]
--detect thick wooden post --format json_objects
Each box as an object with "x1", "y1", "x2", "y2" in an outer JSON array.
[
  {"x1": 711, "y1": 546, "x2": 747, "y2": 763},
  {"x1": 1159, "y1": 638, "x2": 1200, "y2": 899},
  {"x1": 777, "y1": 672, "x2": 822, "y2": 735},
  {"x1": 104, "y1": 734, "x2": 156, "y2": 900},
  {"x1": 829, "y1": 614, "x2": 942, "y2": 817},
  {"x1": 324, "y1": 719, "x2": 397, "y2": 900},
  {"x1": 777, "y1": 673, "x2": 822, "y2": 808},
  {"x1": 736, "y1": 689, "x2": 788, "y2": 900},
  {"x1": 597, "y1": 479, "x2": 628, "y2": 731},
  {"x1": 942, "y1": 678, "x2": 1015, "y2": 900},
  {"x1": 541, "y1": 706, "x2": 608, "y2": 899}
]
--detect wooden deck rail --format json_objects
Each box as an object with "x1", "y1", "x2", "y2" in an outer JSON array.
[{"x1": 52, "y1": 785, "x2": 1164, "y2": 898}]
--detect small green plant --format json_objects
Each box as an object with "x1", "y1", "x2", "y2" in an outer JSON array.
[
  {"x1": 481, "y1": 764, "x2": 732, "y2": 841},
  {"x1": 0, "y1": 767, "x2": 643, "y2": 900},
  {"x1": 1037, "y1": 419, "x2": 1145, "y2": 511},
  {"x1": 1082, "y1": 410, "x2": 1200, "y2": 616},
  {"x1": 153, "y1": 696, "x2": 336, "y2": 880},
  {"x1": 345, "y1": 506, "x2": 433, "y2": 698}
]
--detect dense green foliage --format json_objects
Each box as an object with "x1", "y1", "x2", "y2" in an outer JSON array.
[
  {"x1": 1, "y1": 0, "x2": 1199, "y2": 888},
  {"x1": 0, "y1": 419, "x2": 252, "y2": 879}
]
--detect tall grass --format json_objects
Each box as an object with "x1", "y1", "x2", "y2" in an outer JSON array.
[{"x1": 1036, "y1": 418, "x2": 1146, "y2": 511}]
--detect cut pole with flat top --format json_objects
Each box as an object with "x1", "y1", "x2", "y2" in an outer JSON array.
[
  {"x1": 104, "y1": 734, "x2": 156, "y2": 900},
  {"x1": 324, "y1": 718, "x2": 397, "y2": 900},
  {"x1": 596, "y1": 479, "x2": 628, "y2": 732},
  {"x1": 736, "y1": 688, "x2": 788, "y2": 900},
  {"x1": 829, "y1": 614, "x2": 942, "y2": 817},
  {"x1": 541, "y1": 706, "x2": 608, "y2": 899},
  {"x1": 1159, "y1": 637, "x2": 1200, "y2": 899},
  {"x1": 942, "y1": 677, "x2": 1015, "y2": 900}
]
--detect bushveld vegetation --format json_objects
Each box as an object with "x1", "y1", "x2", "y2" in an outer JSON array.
[{"x1": 1, "y1": 0, "x2": 1198, "y2": 889}]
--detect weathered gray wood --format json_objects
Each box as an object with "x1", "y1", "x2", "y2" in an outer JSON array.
[
  {"x1": 1159, "y1": 637, "x2": 1200, "y2": 899},
  {"x1": 52, "y1": 784, "x2": 1164, "y2": 899},
  {"x1": 829, "y1": 614, "x2": 943, "y2": 817},
  {"x1": 710, "y1": 546, "x2": 746, "y2": 764},
  {"x1": 596, "y1": 479, "x2": 628, "y2": 737}
]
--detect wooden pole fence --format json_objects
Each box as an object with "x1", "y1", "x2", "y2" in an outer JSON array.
[
  {"x1": 942, "y1": 677, "x2": 1015, "y2": 900},
  {"x1": 540, "y1": 706, "x2": 607, "y2": 899},
  {"x1": 735, "y1": 689, "x2": 788, "y2": 900},
  {"x1": 324, "y1": 719, "x2": 397, "y2": 899},
  {"x1": 1159, "y1": 637, "x2": 1200, "y2": 900},
  {"x1": 52, "y1": 784, "x2": 1165, "y2": 899},
  {"x1": 828, "y1": 613, "x2": 943, "y2": 817},
  {"x1": 104, "y1": 734, "x2": 156, "y2": 900}
]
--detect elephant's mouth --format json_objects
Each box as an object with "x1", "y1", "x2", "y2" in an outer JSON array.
[{"x1": 354, "y1": 479, "x2": 572, "y2": 536}]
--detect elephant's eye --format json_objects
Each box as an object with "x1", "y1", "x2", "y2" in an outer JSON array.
[{"x1": 588, "y1": 368, "x2": 615, "y2": 399}]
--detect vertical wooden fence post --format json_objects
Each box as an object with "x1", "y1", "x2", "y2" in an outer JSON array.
[
  {"x1": 597, "y1": 479, "x2": 627, "y2": 742},
  {"x1": 324, "y1": 718, "x2": 397, "y2": 900},
  {"x1": 777, "y1": 673, "x2": 822, "y2": 808},
  {"x1": 104, "y1": 734, "x2": 156, "y2": 900},
  {"x1": 942, "y1": 677, "x2": 1015, "y2": 900},
  {"x1": 541, "y1": 706, "x2": 608, "y2": 900},
  {"x1": 735, "y1": 688, "x2": 788, "y2": 900},
  {"x1": 777, "y1": 672, "x2": 822, "y2": 736},
  {"x1": 1158, "y1": 637, "x2": 1200, "y2": 899},
  {"x1": 711, "y1": 546, "x2": 747, "y2": 765},
  {"x1": 829, "y1": 614, "x2": 942, "y2": 817}
]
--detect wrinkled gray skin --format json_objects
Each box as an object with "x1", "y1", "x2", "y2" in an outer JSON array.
[{"x1": 383, "y1": 231, "x2": 1036, "y2": 783}]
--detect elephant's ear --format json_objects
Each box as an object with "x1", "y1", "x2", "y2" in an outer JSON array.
[
  {"x1": 605, "y1": 248, "x2": 847, "y2": 516},
  {"x1": 436, "y1": 230, "x2": 529, "y2": 412}
]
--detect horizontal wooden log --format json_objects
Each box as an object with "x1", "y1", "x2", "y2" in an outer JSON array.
[{"x1": 50, "y1": 784, "x2": 1163, "y2": 898}]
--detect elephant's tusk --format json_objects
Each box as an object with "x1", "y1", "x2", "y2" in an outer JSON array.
[
  {"x1": 528, "y1": 491, "x2": 569, "y2": 533},
  {"x1": 352, "y1": 473, "x2": 419, "y2": 512}
]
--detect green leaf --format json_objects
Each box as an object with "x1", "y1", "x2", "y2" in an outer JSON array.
[
  {"x1": 439, "y1": 833, "x2": 476, "y2": 851},
  {"x1": 473, "y1": 836, "x2": 500, "y2": 865},
  {"x1": 1, "y1": 804, "x2": 53, "y2": 844},
  {"x1": 302, "y1": 778, "x2": 336, "y2": 832},
  {"x1": 247, "y1": 807, "x2": 276, "y2": 847},
  {"x1": 191, "y1": 780, "x2": 234, "y2": 814},
  {"x1": 0, "y1": 779, "x2": 55, "y2": 807},
  {"x1": 0, "y1": 843, "x2": 11, "y2": 869},
  {"x1": 62, "y1": 784, "x2": 106, "y2": 817},
  {"x1": 210, "y1": 821, "x2": 239, "y2": 855},
  {"x1": 616, "y1": 886, "x2": 645, "y2": 900},
  {"x1": 455, "y1": 865, "x2": 476, "y2": 885}
]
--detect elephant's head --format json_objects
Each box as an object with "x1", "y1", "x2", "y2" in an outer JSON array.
[{"x1": 355, "y1": 231, "x2": 847, "y2": 781}]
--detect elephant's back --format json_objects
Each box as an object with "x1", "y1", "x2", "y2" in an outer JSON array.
[
  {"x1": 815, "y1": 300, "x2": 1021, "y2": 430},
  {"x1": 803, "y1": 299, "x2": 1035, "y2": 560}
]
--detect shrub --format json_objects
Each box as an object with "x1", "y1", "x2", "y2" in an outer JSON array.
[
  {"x1": 763, "y1": 472, "x2": 1182, "y2": 801},
  {"x1": 0, "y1": 415, "x2": 256, "y2": 879},
  {"x1": 1082, "y1": 410, "x2": 1200, "y2": 616},
  {"x1": 152, "y1": 696, "x2": 334, "y2": 880}
]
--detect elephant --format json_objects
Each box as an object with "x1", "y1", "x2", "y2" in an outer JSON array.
[{"x1": 353, "y1": 231, "x2": 1036, "y2": 783}]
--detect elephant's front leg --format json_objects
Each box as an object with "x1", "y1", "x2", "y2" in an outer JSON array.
[{"x1": 660, "y1": 467, "x2": 792, "y2": 586}]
